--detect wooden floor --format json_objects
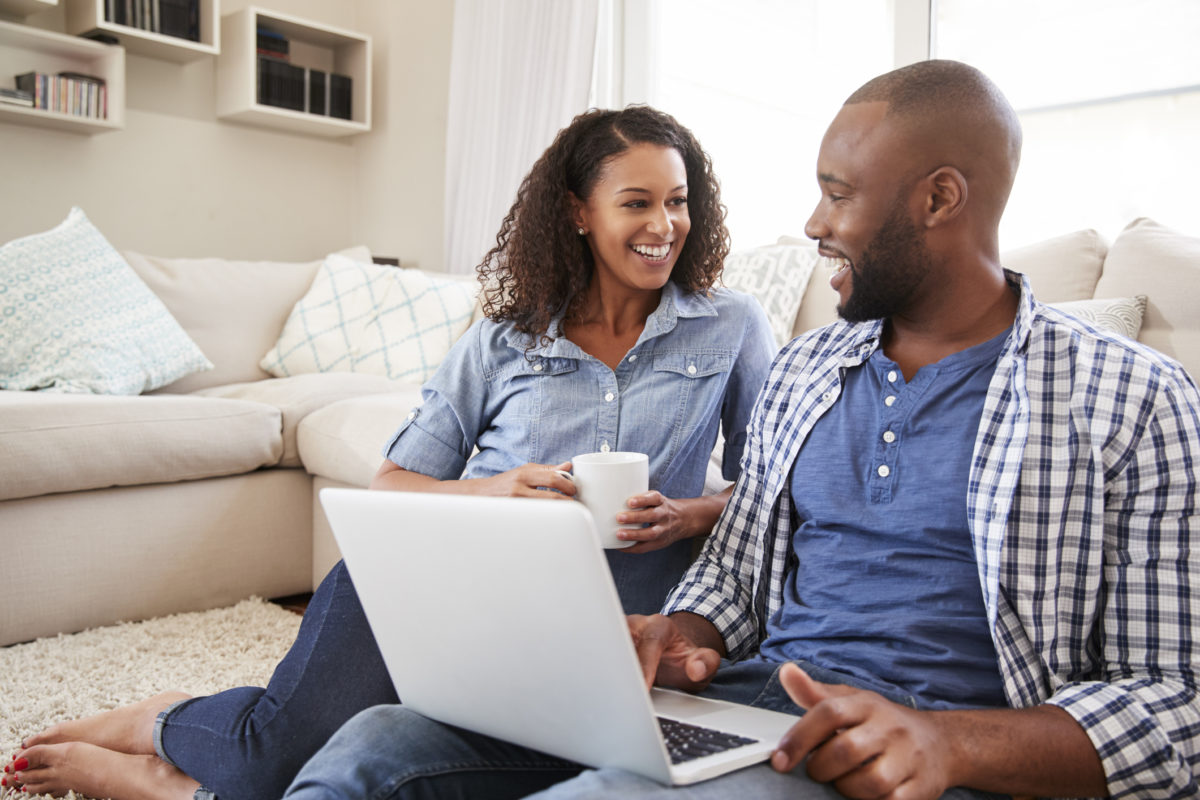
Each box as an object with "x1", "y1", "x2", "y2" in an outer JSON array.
[{"x1": 269, "y1": 592, "x2": 313, "y2": 615}]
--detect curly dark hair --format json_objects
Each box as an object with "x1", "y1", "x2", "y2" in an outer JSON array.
[{"x1": 477, "y1": 105, "x2": 729, "y2": 340}]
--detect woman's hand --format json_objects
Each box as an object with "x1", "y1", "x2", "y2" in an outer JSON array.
[
  {"x1": 476, "y1": 462, "x2": 577, "y2": 499},
  {"x1": 370, "y1": 459, "x2": 576, "y2": 499},
  {"x1": 613, "y1": 487, "x2": 731, "y2": 553}
]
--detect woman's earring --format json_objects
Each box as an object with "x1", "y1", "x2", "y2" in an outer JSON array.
[{"x1": 577, "y1": 227, "x2": 586, "y2": 236}]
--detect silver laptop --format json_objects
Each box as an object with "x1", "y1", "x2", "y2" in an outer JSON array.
[{"x1": 320, "y1": 487, "x2": 800, "y2": 786}]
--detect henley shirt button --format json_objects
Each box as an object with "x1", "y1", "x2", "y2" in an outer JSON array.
[
  {"x1": 687, "y1": 364, "x2": 697, "y2": 375},
  {"x1": 884, "y1": 395, "x2": 896, "y2": 407},
  {"x1": 877, "y1": 464, "x2": 891, "y2": 478},
  {"x1": 604, "y1": 392, "x2": 615, "y2": 402},
  {"x1": 883, "y1": 430, "x2": 896, "y2": 443},
  {"x1": 887, "y1": 370, "x2": 898, "y2": 383},
  {"x1": 532, "y1": 363, "x2": 543, "y2": 372}
]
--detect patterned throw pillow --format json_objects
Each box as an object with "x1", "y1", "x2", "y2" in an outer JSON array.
[
  {"x1": 721, "y1": 243, "x2": 819, "y2": 346},
  {"x1": 0, "y1": 208, "x2": 212, "y2": 394},
  {"x1": 260, "y1": 253, "x2": 478, "y2": 384},
  {"x1": 1047, "y1": 295, "x2": 1148, "y2": 340}
]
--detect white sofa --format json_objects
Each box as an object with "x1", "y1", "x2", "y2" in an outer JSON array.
[{"x1": 1, "y1": 216, "x2": 1196, "y2": 647}]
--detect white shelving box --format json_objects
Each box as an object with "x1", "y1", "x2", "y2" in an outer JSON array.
[
  {"x1": 0, "y1": 0, "x2": 56, "y2": 17},
  {"x1": 63, "y1": 0, "x2": 218, "y2": 62},
  {"x1": 0, "y1": 18, "x2": 124, "y2": 133},
  {"x1": 217, "y1": 6, "x2": 370, "y2": 138}
]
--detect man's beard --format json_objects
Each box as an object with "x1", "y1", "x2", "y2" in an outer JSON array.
[{"x1": 838, "y1": 206, "x2": 932, "y2": 323}]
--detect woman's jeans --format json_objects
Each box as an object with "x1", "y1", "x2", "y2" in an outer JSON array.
[
  {"x1": 153, "y1": 560, "x2": 399, "y2": 800},
  {"x1": 281, "y1": 660, "x2": 1006, "y2": 800}
]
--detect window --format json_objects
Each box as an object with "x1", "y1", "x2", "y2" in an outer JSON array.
[
  {"x1": 595, "y1": 0, "x2": 896, "y2": 250},
  {"x1": 935, "y1": 0, "x2": 1200, "y2": 246},
  {"x1": 601, "y1": 0, "x2": 1198, "y2": 250}
]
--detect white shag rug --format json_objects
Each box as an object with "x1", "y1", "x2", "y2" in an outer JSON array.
[{"x1": 0, "y1": 598, "x2": 302, "y2": 800}]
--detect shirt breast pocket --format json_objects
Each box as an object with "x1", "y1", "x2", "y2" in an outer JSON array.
[
  {"x1": 505, "y1": 357, "x2": 580, "y2": 423},
  {"x1": 648, "y1": 352, "x2": 734, "y2": 434}
]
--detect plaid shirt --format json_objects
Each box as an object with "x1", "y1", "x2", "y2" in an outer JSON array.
[{"x1": 665, "y1": 272, "x2": 1200, "y2": 798}]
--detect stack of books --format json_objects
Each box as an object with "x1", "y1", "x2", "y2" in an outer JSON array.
[
  {"x1": 14, "y1": 71, "x2": 107, "y2": 119},
  {"x1": 105, "y1": 0, "x2": 200, "y2": 42},
  {"x1": 256, "y1": 26, "x2": 352, "y2": 121},
  {"x1": 0, "y1": 87, "x2": 34, "y2": 108}
]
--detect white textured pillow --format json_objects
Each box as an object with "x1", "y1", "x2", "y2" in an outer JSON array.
[
  {"x1": 261, "y1": 253, "x2": 477, "y2": 384},
  {"x1": 0, "y1": 208, "x2": 212, "y2": 394},
  {"x1": 722, "y1": 243, "x2": 818, "y2": 346},
  {"x1": 1048, "y1": 296, "x2": 1148, "y2": 340}
]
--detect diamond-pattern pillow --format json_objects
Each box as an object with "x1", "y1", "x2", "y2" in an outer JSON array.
[
  {"x1": 721, "y1": 243, "x2": 818, "y2": 346},
  {"x1": 260, "y1": 253, "x2": 477, "y2": 384},
  {"x1": 0, "y1": 207, "x2": 212, "y2": 394}
]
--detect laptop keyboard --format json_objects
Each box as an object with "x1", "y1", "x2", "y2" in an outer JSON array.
[{"x1": 657, "y1": 717, "x2": 759, "y2": 764}]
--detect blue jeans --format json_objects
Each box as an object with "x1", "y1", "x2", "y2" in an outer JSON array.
[
  {"x1": 153, "y1": 561, "x2": 399, "y2": 800},
  {"x1": 283, "y1": 660, "x2": 1003, "y2": 799}
]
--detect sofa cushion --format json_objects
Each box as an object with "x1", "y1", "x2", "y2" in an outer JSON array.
[
  {"x1": 195, "y1": 373, "x2": 415, "y2": 468},
  {"x1": 261, "y1": 254, "x2": 477, "y2": 385},
  {"x1": 298, "y1": 390, "x2": 424, "y2": 487},
  {"x1": 1094, "y1": 217, "x2": 1200, "y2": 381},
  {"x1": 124, "y1": 245, "x2": 372, "y2": 394},
  {"x1": 0, "y1": 391, "x2": 283, "y2": 502},
  {"x1": 722, "y1": 242, "x2": 818, "y2": 346},
  {"x1": 1001, "y1": 228, "x2": 1107, "y2": 302},
  {"x1": 0, "y1": 208, "x2": 212, "y2": 395}
]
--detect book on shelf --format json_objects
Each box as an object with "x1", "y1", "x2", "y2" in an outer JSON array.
[
  {"x1": 329, "y1": 73, "x2": 351, "y2": 120},
  {"x1": 0, "y1": 87, "x2": 34, "y2": 107},
  {"x1": 105, "y1": 0, "x2": 200, "y2": 42},
  {"x1": 256, "y1": 27, "x2": 288, "y2": 60},
  {"x1": 257, "y1": 56, "x2": 305, "y2": 112},
  {"x1": 14, "y1": 72, "x2": 107, "y2": 119},
  {"x1": 306, "y1": 68, "x2": 326, "y2": 115}
]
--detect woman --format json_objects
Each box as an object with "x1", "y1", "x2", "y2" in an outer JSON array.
[{"x1": 8, "y1": 105, "x2": 775, "y2": 800}]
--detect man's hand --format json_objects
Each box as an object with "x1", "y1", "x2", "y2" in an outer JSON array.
[
  {"x1": 772, "y1": 663, "x2": 959, "y2": 800},
  {"x1": 627, "y1": 614, "x2": 723, "y2": 692}
]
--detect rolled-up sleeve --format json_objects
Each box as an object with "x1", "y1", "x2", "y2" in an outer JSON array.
[{"x1": 381, "y1": 321, "x2": 488, "y2": 481}]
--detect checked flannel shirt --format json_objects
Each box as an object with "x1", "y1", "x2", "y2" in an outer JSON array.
[{"x1": 664, "y1": 272, "x2": 1200, "y2": 798}]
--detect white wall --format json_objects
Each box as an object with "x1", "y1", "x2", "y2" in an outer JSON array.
[{"x1": 0, "y1": 0, "x2": 453, "y2": 269}]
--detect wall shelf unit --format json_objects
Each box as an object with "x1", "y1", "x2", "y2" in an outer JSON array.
[
  {"x1": 62, "y1": 0, "x2": 218, "y2": 62},
  {"x1": 216, "y1": 6, "x2": 370, "y2": 138},
  {"x1": 0, "y1": 18, "x2": 123, "y2": 133},
  {"x1": 0, "y1": 0, "x2": 56, "y2": 17}
]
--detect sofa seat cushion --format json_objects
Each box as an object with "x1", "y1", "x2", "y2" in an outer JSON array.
[
  {"x1": 298, "y1": 389, "x2": 424, "y2": 487},
  {"x1": 194, "y1": 374, "x2": 416, "y2": 468},
  {"x1": 0, "y1": 391, "x2": 283, "y2": 502}
]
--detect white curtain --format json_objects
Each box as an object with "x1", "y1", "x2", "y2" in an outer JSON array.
[{"x1": 443, "y1": 0, "x2": 600, "y2": 274}]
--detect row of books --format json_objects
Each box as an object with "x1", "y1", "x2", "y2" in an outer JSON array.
[
  {"x1": 13, "y1": 71, "x2": 108, "y2": 119},
  {"x1": 105, "y1": 0, "x2": 200, "y2": 42},
  {"x1": 257, "y1": 57, "x2": 351, "y2": 120}
]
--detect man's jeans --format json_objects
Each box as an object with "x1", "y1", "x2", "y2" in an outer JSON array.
[{"x1": 284, "y1": 658, "x2": 1003, "y2": 799}]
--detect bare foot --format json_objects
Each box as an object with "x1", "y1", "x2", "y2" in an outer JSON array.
[
  {"x1": 12, "y1": 741, "x2": 199, "y2": 800},
  {"x1": 20, "y1": 691, "x2": 191, "y2": 756}
]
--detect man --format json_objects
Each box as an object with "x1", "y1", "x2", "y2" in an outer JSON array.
[{"x1": 283, "y1": 60, "x2": 1200, "y2": 800}]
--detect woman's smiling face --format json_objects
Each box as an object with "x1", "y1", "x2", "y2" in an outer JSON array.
[{"x1": 574, "y1": 143, "x2": 691, "y2": 293}]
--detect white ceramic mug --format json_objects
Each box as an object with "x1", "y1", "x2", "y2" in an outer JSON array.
[{"x1": 568, "y1": 451, "x2": 649, "y2": 549}]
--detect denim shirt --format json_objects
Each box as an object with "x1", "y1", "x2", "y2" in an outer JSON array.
[{"x1": 383, "y1": 281, "x2": 777, "y2": 613}]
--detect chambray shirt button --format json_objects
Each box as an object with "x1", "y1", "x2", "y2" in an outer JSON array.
[
  {"x1": 532, "y1": 363, "x2": 543, "y2": 372},
  {"x1": 885, "y1": 395, "x2": 896, "y2": 407},
  {"x1": 887, "y1": 370, "x2": 898, "y2": 383},
  {"x1": 604, "y1": 392, "x2": 615, "y2": 402},
  {"x1": 687, "y1": 364, "x2": 697, "y2": 375},
  {"x1": 406, "y1": 412, "x2": 415, "y2": 420},
  {"x1": 877, "y1": 464, "x2": 891, "y2": 478},
  {"x1": 628, "y1": 354, "x2": 637, "y2": 362},
  {"x1": 883, "y1": 430, "x2": 896, "y2": 443},
  {"x1": 600, "y1": 442, "x2": 611, "y2": 453}
]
